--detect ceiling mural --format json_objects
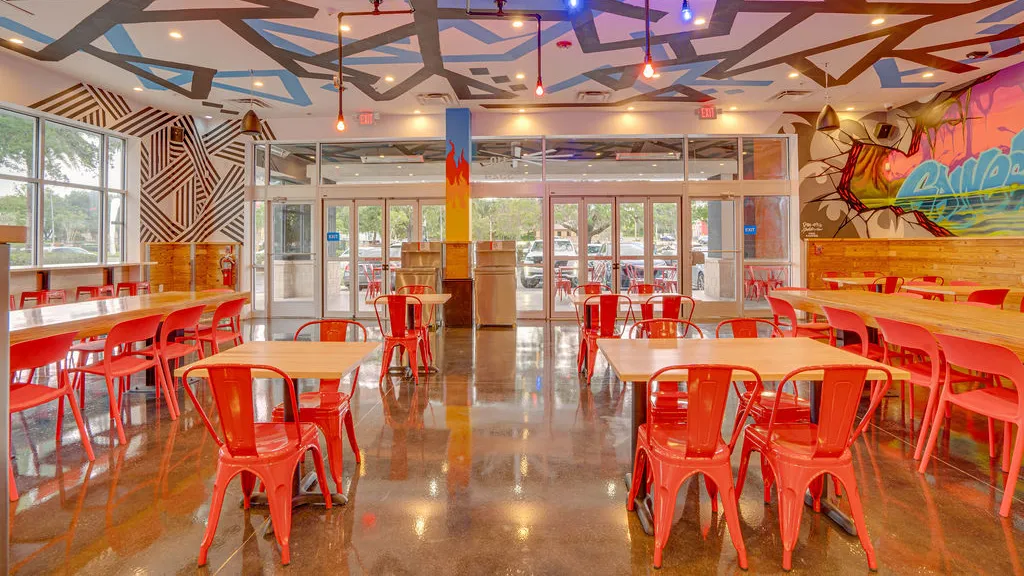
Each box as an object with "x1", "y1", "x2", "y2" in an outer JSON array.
[{"x1": 3, "y1": 0, "x2": 1024, "y2": 117}]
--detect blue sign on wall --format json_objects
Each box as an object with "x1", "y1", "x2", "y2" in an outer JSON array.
[
  {"x1": 743, "y1": 225, "x2": 757, "y2": 235},
  {"x1": 326, "y1": 231, "x2": 341, "y2": 242}
]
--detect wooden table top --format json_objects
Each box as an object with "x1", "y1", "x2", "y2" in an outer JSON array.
[
  {"x1": 822, "y1": 277, "x2": 878, "y2": 287},
  {"x1": 770, "y1": 289, "x2": 1024, "y2": 356},
  {"x1": 9, "y1": 290, "x2": 249, "y2": 344},
  {"x1": 597, "y1": 337, "x2": 908, "y2": 382},
  {"x1": 402, "y1": 293, "x2": 451, "y2": 305},
  {"x1": 174, "y1": 341, "x2": 380, "y2": 380},
  {"x1": 903, "y1": 283, "x2": 1024, "y2": 297}
]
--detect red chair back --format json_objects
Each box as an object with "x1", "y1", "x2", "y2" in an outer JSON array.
[
  {"x1": 574, "y1": 283, "x2": 606, "y2": 296},
  {"x1": 767, "y1": 296, "x2": 801, "y2": 337},
  {"x1": 212, "y1": 297, "x2": 246, "y2": 329},
  {"x1": 934, "y1": 335, "x2": 1024, "y2": 413},
  {"x1": 104, "y1": 314, "x2": 163, "y2": 359},
  {"x1": 182, "y1": 364, "x2": 302, "y2": 458},
  {"x1": 822, "y1": 306, "x2": 870, "y2": 356},
  {"x1": 629, "y1": 283, "x2": 655, "y2": 295},
  {"x1": 583, "y1": 294, "x2": 633, "y2": 338},
  {"x1": 397, "y1": 284, "x2": 435, "y2": 295},
  {"x1": 770, "y1": 365, "x2": 891, "y2": 457},
  {"x1": 374, "y1": 294, "x2": 422, "y2": 338},
  {"x1": 872, "y1": 276, "x2": 903, "y2": 294},
  {"x1": 647, "y1": 364, "x2": 761, "y2": 456},
  {"x1": 715, "y1": 318, "x2": 782, "y2": 338},
  {"x1": 159, "y1": 305, "x2": 206, "y2": 350},
  {"x1": 10, "y1": 332, "x2": 77, "y2": 373},
  {"x1": 823, "y1": 271, "x2": 840, "y2": 290},
  {"x1": 967, "y1": 288, "x2": 1009, "y2": 307},
  {"x1": 640, "y1": 295, "x2": 696, "y2": 333},
  {"x1": 630, "y1": 318, "x2": 704, "y2": 339},
  {"x1": 910, "y1": 276, "x2": 944, "y2": 285},
  {"x1": 875, "y1": 317, "x2": 939, "y2": 375},
  {"x1": 294, "y1": 319, "x2": 368, "y2": 344}
]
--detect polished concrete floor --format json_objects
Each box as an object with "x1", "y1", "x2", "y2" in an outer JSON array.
[{"x1": 7, "y1": 320, "x2": 1024, "y2": 575}]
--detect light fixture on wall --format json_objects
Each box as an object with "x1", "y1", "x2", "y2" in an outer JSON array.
[
  {"x1": 681, "y1": 0, "x2": 693, "y2": 22},
  {"x1": 240, "y1": 69, "x2": 262, "y2": 136},
  {"x1": 642, "y1": 0, "x2": 655, "y2": 79},
  {"x1": 816, "y1": 63, "x2": 840, "y2": 132}
]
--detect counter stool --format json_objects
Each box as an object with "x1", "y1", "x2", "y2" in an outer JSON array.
[
  {"x1": 76, "y1": 285, "x2": 115, "y2": 301},
  {"x1": 116, "y1": 281, "x2": 150, "y2": 296},
  {"x1": 20, "y1": 289, "x2": 66, "y2": 308}
]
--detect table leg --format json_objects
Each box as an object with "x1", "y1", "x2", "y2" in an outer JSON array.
[
  {"x1": 806, "y1": 380, "x2": 857, "y2": 536},
  {"x1": 625, "y1": 379, "x2": 654, "y2": 536}
]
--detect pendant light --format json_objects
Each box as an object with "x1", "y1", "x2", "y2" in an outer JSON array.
[
  {"x1": 240, "y1": 69, "x2": 261, "y2": 136},
  {"x1": 336, "y1": 16, "x2": 347, "y2": 131},
  {"x1": 816, "y1": 63, "x2": 840, "y2": 132},
  {"x1": 681, "y1": 0, "x2": 692, "y2": 21},
  {"x1": 642, "y1": 0, "x2": 655, "y2": 79}
]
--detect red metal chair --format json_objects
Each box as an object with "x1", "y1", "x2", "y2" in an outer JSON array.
[
  {"x1": 578, "y1": 294, "x2": 633, "y2": 385},
  {"x1": 396, "y1": 284, "x2": 436, "y2": 365},
  {"x1": 872, "y1": 275, "x2": 904, "y2": 294},
  {"x1": 822, "y1": 271, "x2": 840, "y2": 291},
  {"x1": 271, "y1": 320, "x2": 367, "y2": 494},
  {"x1": 141, "y1": 304, "x2": 206, "y2": 419},
  {"x1": 627, "y1": 282, "x2": 655, "y2": 295},
  {"x1": 374, "y1": 294, "x2": 429, "y2": 385},
  {"x1": 554, "y1": 266, "x2": 573, "y2": 301},
  {"x1": 629, "y1": 318, "x2": 703, "y2": 340},
  {"x1": 70, "y1": 314, "x2": 169, "y2": 445},
  {"x1": 861, "y1": 271, "x2": 882, "y2": 277},
  {"x1": 9, "y1": 332, "x2": 95, "y2": 501},
  {"x1": 20, "y1": 289, "x2": 66, "y2": 308},
  {"x1": 362, "y1": 264, "x2": 381, "y2": 301},
  {"x1": 180, "y1": 363, "x2": 331, "y2": 565},
  {"x1": 634, "y1": 294, "x2": 696, "y2": 337},
  {"x1": 911, "y1": 275, "x2": 944, "y2": 284},
  {"x1": 188, "y1": 297, "x2": 245, "y2": 357},
  {"x1": 767, "y1": 295, "x2": 830, "y2": 339},
  {"x1": 75, "y1": 285, "x2": 115, "y2": 301},
  {"x1": 906, "y1": 276, "x2": 944, "y2": 299},
  {"x1": 115, "y1": 281, "x2": 150, "y2": 296},
  {"x1": 736, "y1": 365, "x2": 893, "y2": 570},
  {"x1": 967, "y1": 288, "x2": 1009, "y2": 308},
  {"x1": 822, "y1": 305, "x2": 884, "y2": 361},
  {"x1": 573, "y1": 283, "x2": 608, "y2": 296},
  {"x1": 715, "y1": 318, "x2": 783, "y2": 339},
  {"x1": 627, "y1": 364, "x2": 760, "y2": 569},
  {"x1": 919, "y1": 334, "x2": 1024, "y2": 517},
  {"x1": 743, "y1": 266, "x2": 762, "y2": 300}
]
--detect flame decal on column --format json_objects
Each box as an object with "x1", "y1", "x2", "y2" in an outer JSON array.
[{"x1": 445, "y1": 143, "x2": 470, "y2": 187}]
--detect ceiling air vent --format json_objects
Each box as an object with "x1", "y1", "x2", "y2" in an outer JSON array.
[
  {"x1": 416, "y1": 93, "x2": 458, "y2": 106},
  {"x1": 227, "y1": 97, "x2": 271, "y2": 108},
  {"x1": 576, "y1": 90, "x2": 611, "y2": 103},
  {"x1": 766, "y1": 90, "x2": 812, "y2": 102}
]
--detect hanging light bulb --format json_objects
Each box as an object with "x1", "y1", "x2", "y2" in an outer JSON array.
[
  {"x1": 681, "y1": 0, "x2": 693, "y2": 21},
  {"x1": 641, "y1": 0, "x2": 655, "y2": 79},
  {"x1": 643, "y1": 55, "x2": 655, "y2": 79},
  {"x1": 566, "y1": 0, "x2": 579, "y2": 8},
  {"x1": 336, "y1": 112, "x2": 346, "y2": 132},
  {"x1": 535, "y1": 78, "x2": 544, "y2": 97}
]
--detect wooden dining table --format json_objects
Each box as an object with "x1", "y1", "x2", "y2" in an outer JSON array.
[
  {"x1": 771, "y1": 289, "x2": 1024, "y2": 356},
  {"x1": 902, "y1": 282, "x2": 1024, "y2": 299},
  {"x1": 822, "y1": 276, "x2": 878, "y2": 288},
  {"x1": 598, "y1": 337, "x2": 909, "y2": 538},
  {"x1": 175, "y1": 340, "x2": 380, "y2": 507}
]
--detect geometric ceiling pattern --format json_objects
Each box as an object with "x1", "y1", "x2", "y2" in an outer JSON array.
[{"x1": 3, "y1": 0, "x2": 1024, "y2": 117}]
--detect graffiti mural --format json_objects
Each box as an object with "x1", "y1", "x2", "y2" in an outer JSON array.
[{"x1": 778, "y1": 61, "x2": 1024, "y2": 239}]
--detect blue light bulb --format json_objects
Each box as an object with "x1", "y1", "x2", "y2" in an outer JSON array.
[
  {"x1": 681, "y1": 0, "x2": 692, "y2": 21},
  {"x1": 569, "y1": 0, "x2": 578, "y2": 6}
]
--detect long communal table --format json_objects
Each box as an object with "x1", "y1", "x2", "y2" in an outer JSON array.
[{"x1": 770, "y1": 289, "x2": 1024, "y2": 357}]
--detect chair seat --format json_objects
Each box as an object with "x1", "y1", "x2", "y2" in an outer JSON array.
[
  {"x1": 70, "y1": 339, "x2": 107, "y2": 353},
  {"x1": 646, "y1": 424, "x2": 730, "y2": 461},
  {"x1": 839, "y1": 342, "x2": 885, "y2": 361},
  {"x1": 136, "y1": 341, "x2": 197, "y2": 360},
  {"x1": 75, "y1": 353, "x2": 156, "y2": 377},
  {"x1": 194, "y1": 326, "x2": 240, "y2": 343},
  {"x1": 746, "y1": 424, "x2": 852, "y2": 462},
  {"x1": 10, "y1": 383, "x2": 67, "y2": 411},
  {"x1": 903, "y1": 361, "x2": 985, "y2": 385},
  {"x1": 948, "y1": 387, "x2": 1019, "y2": 421},
  {"x1": 272, "y1": 391, "x2": 351, "y2": 415},
  {"x1": 219, "y1": 422, "x2": 319, "y2": 461}
]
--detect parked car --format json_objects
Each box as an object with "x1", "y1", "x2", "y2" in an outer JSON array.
[{"x1": 519, "y1": 238, "x2": 577, "y2": 288}]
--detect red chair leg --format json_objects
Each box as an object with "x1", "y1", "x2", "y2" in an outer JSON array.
[
  {"x1": 104, "y1": 374, "x2": 128, "y2": 445},
  {"x1": 734, "y1": 441, "x2": 754, "y2": 500},
  {"x1": 8, "y1": 465, "x2": 18, "y2": 501},
  {"x1": 1000, "y1": 426, "x2": 1024, "y2": 517},
  {"x1": 240, "y1": 471, "x2": 257, "y2": 509},
  {"x1": 344, "y1": 410, "x2": 361, "y2": 463},
  {"x1": 652, "y1": 472, "x2": 681, "y2": 569},
  {"x1": 626, "y1": 448, "x2": 646, "y2": 512},
  {"x1": 708, "y1": 465, "x2": 748, "y2": 570},
  {"x1": 834, "y1": 467, "x2": 877, "y2": 569},
  {"x1": 320, "y1": 415, "x2": 345, "y2": 494},
  {"x1": 914, "y1": 385, "x2": 942, "y2": 460},
  {"x1": 777, "y1": 479, "x2": 809, "y2": 571},
  {"x1": 198, "y1": 461, "x2": 230, "y2": 566},
  {"x1": 65, "y1": 389, "x2": 95, "y2": 461}
]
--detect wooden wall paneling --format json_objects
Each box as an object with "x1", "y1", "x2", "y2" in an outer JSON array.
[
  {"x1": 146, "y1": 243, "x2": 192, "y2": 292},
  {"x1": 195, "y1": 242, "x2": 240, "y2": 290}
]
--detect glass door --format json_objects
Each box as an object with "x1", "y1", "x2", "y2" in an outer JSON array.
[
  {"x1": 617, "y1": 200, "x2": 646, "y2": 293},
  {"x1": 269, "y1": 200, "x2": 317, "y2": 318},
  {"x1": 355, "y1": 201, "x2": 385, "y2": 316},
  {"x1": 387, "y1": 202, "x2": 415, "y2": 292},
  {"x1": 742, "y1": 195, "x2": 792, "y2": 313},
  {"x1": 420, "y1": 201, "x2": 445, "y2": 242},
  {"x1": 550, "y1": 199, "x2": 582, "y2": 316},
  {"x1": 686, "y1": 197, "x2": 741, "y2": 319},
  {"x1": 585, "y1": 199, "x2": 615, "y2": 291},
  {"x1": 651, "y1": 199, "x2": 680, "y2": 294},
  {"x1": 324, "y1": 200, "x2": 353, "y2": 317}
]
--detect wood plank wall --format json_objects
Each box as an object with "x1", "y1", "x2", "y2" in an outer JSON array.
[
  {"x1": 805, "y1": 237, "x2": 1024, "y2": 309},
  {"x1": 146, "y1": 242, "x2": 241, "y2": 292}
]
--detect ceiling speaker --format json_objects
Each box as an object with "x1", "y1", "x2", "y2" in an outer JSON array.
[
  {"x1": 170, "y1": 126, "x2": 185, "y2": 143},
  {"x1": 875, "y1": 123, "x2": 895, "y2": 139}
]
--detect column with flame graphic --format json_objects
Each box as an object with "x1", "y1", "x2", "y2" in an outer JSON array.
[{"x1": 445, "y1": 108, "x2": 471, "y2": 242}]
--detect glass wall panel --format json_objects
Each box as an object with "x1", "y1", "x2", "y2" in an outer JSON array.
[
  {"x1": 254, "y1": 143, "x2": 267, "y2": 185},
  {"x1": 688, "y1": 138, "x2": 738, "y2": 181},
  {"x1": 472, "y1": 139, "x2": 544, "y2": 182},
  {"x1": 471, "y1": 197, "x2": 543, "y2": 312},
  {"x1": 107, "y1": 191, "x2": 125, "y2": 263},
  {"x1": 421, "y1": 204, "x2": 445, "y2": 242},
  {"x1": 742, "y1": 138, "x2": 788, "y2": 180},
  {"x1": 325, "y1": 202, "x2": 351, "y2": 316},
  {"x1": 269, "y1": 144, "x2": 316, "y2": 185},
  {"x1": 0, "y1": 108, "x2": 35, "y2": 177},
  {"x1": 44, "y1": 121, "x2": 102, "y2": 186},
  {"x1": 42, "y1": 185, "x2": 101, "y2": 265},
  {"x1": 321, "y1": 141, "x2": 445, "y2": 184},
  {"x1": 690, "y1": 199, "x2": 737, "y2": 301},
  {"x1": 652, "y1": 201, "x2": 679, "y2": 293},
  {"x1": 0, "y1": 179, "x2": 33, "y2": 266},
  {"x1": 107, "y1": 136, "x2": 125, "y2": 189},
  {"x1": 550, "y1": 201, "x2": 581, "y2": 314},
  {"x1": 743, "y1": 195, "x2": 791, "y2": 309},
  {"x1": 252, "y1": 202, "x2": 266, "y2": 312},
  {"x1": 544, "y1": 138, "x2": 683, "y2": 181}
]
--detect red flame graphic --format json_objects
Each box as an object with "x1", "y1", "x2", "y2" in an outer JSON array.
[{"x1": 446, "y1": 141, "x2": 469, "y2": 187}]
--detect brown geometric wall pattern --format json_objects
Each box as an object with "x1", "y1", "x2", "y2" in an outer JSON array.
[{"x1": 29, "y1": 83, "x2": 271, "y2": 243}]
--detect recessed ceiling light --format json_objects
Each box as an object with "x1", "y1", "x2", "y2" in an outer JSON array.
[
  {"x1": 846, "y1": 106, "x2": 855, "y2": 111},
  {"x1": 9, "y1": 38, "x2": 24, "y2": 45},
  {"x1": 340, "y1": 24, "x2": 351, "y2": 32},
  {"x1": 518, "y1": 108, "x2": 525, "y2": 113},
  {"x1": 694, "y1": 17, "x2": 706, "y2": 25},
  {"x1": 379, "y1": 154, "x2": 385, "y2": 158},
  {"x1": 512, "y1": 20, "x2": 524, "y2": 28},
  {"x1": 595, "y1": 152, "x2": 602, "y2": 156},
  {"x1": 651, "y1": 163, "x2": 658, "y2": 167},
  {"x1": 729, "y1": 106, "x2": 737, "y2": 111},
  {"x1": 253, "y1": 81, "x2": 264, "y2": 87},
  {"x1": 515, "y1": 72, "x2": 525, "y2": 80},
  {"x1": 922, "y1": 72, "x2": 934, "y2": 78},
  {"x1": 587, "y1": 164, "x2": 593, "y2": 167},
  {"x1": 414, "y1": 109, "x2": 421, "y2": 114},
  {"x1": 204, "y1": 115, "x2": 212, "y2": 119},
  {"x1": 652, "y1": 73, "x2": 661, "y2": 78},
  {"x1": 169, "y1": 31, "x2": 183, "y2": 39},
  {"x1": 409, "y1": 173, "x2": 413, "y2": 176},
  {"x1": 627, "y1": 106, "x2": 635, "y2": 111},
  {"x1": 788, "y1": 71, "x2": 799, "y2": 78},
  {"x1": 871, "y1": 17, "x2": 885, "y2": 26},
  {"x1": 397, "y1": 165, "x2": 403, "y2": 169},
  {"x1": 384, "y1": 75, "x2": 394, "y2": 82},
  {"x1": 719, "y1": 162, "x2": 724, "y2": 166},
  {"x1": 133, "y1": 87, "x2": 143, "y2": 92},
  {"x1": 354, "y1": 173, "x2": 359, "y2": 176}
]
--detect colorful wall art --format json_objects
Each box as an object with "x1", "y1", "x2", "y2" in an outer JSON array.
[{"x1": 778, "y1": 61, "x2": 1024, "y2": 239}]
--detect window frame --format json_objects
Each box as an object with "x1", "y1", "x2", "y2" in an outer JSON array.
[{"x1": 0, "y1": 106, "x2": 128, "y2": 268}]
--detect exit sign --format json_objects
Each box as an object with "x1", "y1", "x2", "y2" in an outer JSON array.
[
  {"x1": 697, "y1": 105, "x2": 718, "y2": 120},
  {"x1": 358, "y1": 111, "x2": 375, "y2": 125}
]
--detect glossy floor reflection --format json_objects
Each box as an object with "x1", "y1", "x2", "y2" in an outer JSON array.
[{"x1": 7, "y1": 320, "x2": 1024, "y2": 574}]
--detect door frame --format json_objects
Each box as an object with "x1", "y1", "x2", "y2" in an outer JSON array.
[{"x1": 267, "y1": 198, "x2": 320, "y2": 318}]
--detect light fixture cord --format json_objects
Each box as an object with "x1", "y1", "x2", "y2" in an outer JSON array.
[
  {"x1": 338, "y1": 15, "x2": 344, "y2": 116},
  {"x1": 644, "y1": 0, "x2": 651, "y2": 59}
]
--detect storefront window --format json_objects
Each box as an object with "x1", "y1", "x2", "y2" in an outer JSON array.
[{"x1": 688, "y1": 138, "x2": 738, "y2": 181}]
